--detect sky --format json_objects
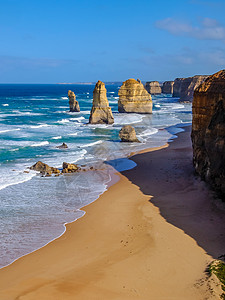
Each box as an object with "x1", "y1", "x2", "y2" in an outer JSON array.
[{"x1": 0, "y1": 0, "x2": 225, "y2": 83}]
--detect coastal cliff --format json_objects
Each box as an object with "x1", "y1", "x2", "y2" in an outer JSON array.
[
  {"x1": 162, "y1": 81, "x2": 174, "y2": 94},
  {"x1": 191, "y1": 69, "x2": 225, "y2": 199},
  {"x1": 89, "y1": 80, "x2": 114, "y2": 124},
  {"x1": 173, "y1": 75, "x2": 208, "y2": 102},
  {"x1": 68, "y1": 90, "x2": 80, "y2": 112},
  {"x1": 118, "y1": 79, "x2": 152, "y2": 113},
  {"x1": 145, "y1": 81, "x2": 162, "y2": 95}
]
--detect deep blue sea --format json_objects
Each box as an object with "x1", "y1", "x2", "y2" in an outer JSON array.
[{"x1": 0, "y1": 83, "x2": 192, "y2": 268}]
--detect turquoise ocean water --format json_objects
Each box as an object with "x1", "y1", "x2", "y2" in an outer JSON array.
[{"x1": 0, "y1": 83, "x2": 192, "y2": 268}]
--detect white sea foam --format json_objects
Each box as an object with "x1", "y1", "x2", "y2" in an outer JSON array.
[
  {"x1": 114, "y1": 113, "x2": 144, "y2": 125},
  {"x1": 57, "y1": 119, "x2": 70, "y2": 124},
  {"x1": 31, "y1": 141, "x2": 49, "y2": 147},
  {"x1": 139, "y1": 128, "x2": 158, "y2": 137},
  {"x1": 155, "y1": 104, "x2": 161, "y2": 108},
  {"x1": 51, "y1": 136, "x2": 62, "y2": 140},
  {"x1": 2, "y1": 104, "x2": 9, "y2": 106},
  {"x1": 70, "y1": 116, "x2": 85, "y2": 122},
  {"x1": 80, "y1": 140, "x2": 103, "y2": 148},
  {"x1": 0, "y1": 128, "x2": 21, "y2": 134},
  {"x1": 67, "y1": 132, "x2": 78, "y2": 136},
  {"x1": 30, "y1": 124, "x2": 49, "y2": 129},
  {"x1": 61, "y1": 97, "x2": 68, "y2": 100}
]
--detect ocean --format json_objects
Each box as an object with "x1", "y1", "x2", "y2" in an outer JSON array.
[{"x1": 0, "y1": 83, "x2": 192, "y2": 268}]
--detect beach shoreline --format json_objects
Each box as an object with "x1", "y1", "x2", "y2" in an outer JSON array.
[{"x1": 0, "y1": 126, "x2": 224, "y2": 299}]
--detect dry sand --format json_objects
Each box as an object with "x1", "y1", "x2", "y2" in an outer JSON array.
[{"x1": 0, "y1": 126, "x2": 224, "y2": 300}]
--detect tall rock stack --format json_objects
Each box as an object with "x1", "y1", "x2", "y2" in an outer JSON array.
[
  {"x1": 162, "y1": 81, "x2": 174, "y2": 94},
  {"x1": 68, "y1": 90, "x2": 80, "y2": 112},
  {"x1": 89, "y1": 80, "x2": 114, "y2": 124},
  {"x1": 145, "y1": 81, "x2": 162, "y2": 95},
  {"x1": 191, "y1": 69, "x2": 225, "y2": 199},
  {"x1": 173, "y1": 75, "x2": 208, "y2": 101},
  {"x1": 118, "y1": 79, "x2": 152, "y2": 113}
]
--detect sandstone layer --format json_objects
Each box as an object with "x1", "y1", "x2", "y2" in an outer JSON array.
[
  {"x1": 145, "y1": 81, "x2": 162, "y2": 94},
  {"x1": 89, "y1": 81, "x2": 114, "y2": 124},
  {"x1": 162, "y1": 81, "x2": 174, "y2": 94},
  {"x1": 68, "y1": 90, "x2": 80, "y2": 112},
  {"x1": 173, "y1": 75, "x2": 208, "y2": 101},
  {"x1": 191, "y1": 69, "x2": 225, "y2": 199},
  {"x1": 119, "y1": 125, "x2": 140, "y2": 142},
  {"x1": 118, "y1": 79, "x2": 152, "y2": 113}
]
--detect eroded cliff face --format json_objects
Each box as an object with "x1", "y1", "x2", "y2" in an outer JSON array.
[
  {"x1": 118, "y1": 79, "x2": 152, "y2": 113},
  {"x1": 145, "y1": 81, "x2": 162, "y2": 95},
  {"x1": 173, "y1": 76, "x2": 208, "y2": 101},
  {"x1": 68, "y1": 90, "x2": 80, "y2": 112},
  {"x1": 162, "y1": 81, "x2": 174, "y2": 94},
  {"x1": 191, "y1": 70, "x2": 225, "y2": 199},
  {"x1": 89, "y1": 80, "x2": 114, "y2": 124}
]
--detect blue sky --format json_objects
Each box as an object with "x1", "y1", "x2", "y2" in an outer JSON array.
[{"x1": 0, "y1": 0, "x2": 224, "y2": 83}]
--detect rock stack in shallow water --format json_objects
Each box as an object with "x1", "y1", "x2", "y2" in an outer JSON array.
[
  {"x1": 162, "y1": 81, "x2": 174, "y2": 94},
  {"x1": 89, "y1": 81, "x2": 114, "y2": 124},
  {"x1": 118, "y1": 79, "x2": 152, "y2": 113},
  {"x1": 68, "y1": 90, "x2": 80, "y2": 112},
  {"x1": 145, "y1": 81, "x2": 162, "y2": 95},
  {"x1": 173, "y1": 75, "x2": 208, "y2": 101},
  {"x1": 119, "y1": 125, "x2": 140, "y2": 142},
  {"x1": 191, "y1": 69, "x2": 225, "y2": 199}
]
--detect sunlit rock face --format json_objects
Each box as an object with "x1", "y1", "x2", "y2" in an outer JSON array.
[
  {"x1": 191, "y1": 70, "x2": 225, "y2": 199},
  {"x1": 162, "y1": 81, "x2": 174, "y2": 94},
  {"x1": 173, "y1": 75, "x2": 208, "y2": 102},
  {"x1": 68, "y1": 90, "x2": 80, "y2": 112},
  {"x1": 118, "y1": 79, "x2": 152, "y2": 113},
  {"x1": 145, "y1": 81, "x2": 162, "y2": 95},
  {"x1": 89, "y1": 80, "x2": 114, "y2": 124}
]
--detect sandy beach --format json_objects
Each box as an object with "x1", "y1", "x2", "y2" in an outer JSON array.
[{"x1": 0, "y1": 126, "x2": 224, "y2": 300}]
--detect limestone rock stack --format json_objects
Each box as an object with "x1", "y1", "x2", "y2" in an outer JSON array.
[
  {"x1": 68, "y1": 90, "x2": 80, "y2": 112},
  {"x1": 89, "y1": 80, "x2": 114, "y2": 124},
  {"x1": 119, "y1": 125, "x2": 140, "y2": 142},
  {"x1": 118, "y1": 79, "x2": 152, "y2": 113},
  {"x1": 191, "y1": 69, "x2": 225, "y2": 199},
  {"x1": 145, "y1": 81, "x2": 162, "y2": 94},
  {"x1": 162, "y1": 81, "x2": 174, "y2": 94},
  {"x1": 173, "y1": 76, "x2": 208, "y2": 101}
]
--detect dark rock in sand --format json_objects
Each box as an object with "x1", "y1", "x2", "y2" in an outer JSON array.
[
  {"x1": 191, "y1": 69, "x2": 225, "y2": 199},
  {"x1": 119, "y1": 125, "x2": 140, "y2": 143}
]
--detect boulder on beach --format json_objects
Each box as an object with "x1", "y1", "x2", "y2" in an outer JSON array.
[
  {"x1": 68, "y1": 90, "x2": 80, "y2": 112},
  {"x1": 62, "y1": 162, "x2": 80, "y2": 173},
  {"x1": 56, "y1": 143, "x2": 68, "y2": 149},
  {"x1": 119, "y1": 125, "x2": 140, "y2": 142},
  {"x1": 30, "y1": 161, "x2": 60, "y2": 175},
  {"x1": 191, "y1": 69, "x2": 225, "y2": 198},
  {"x1": 145, "y1": 81, "x2": 162, "y2": 95},
  {"x1": 89, "y1": 80, "x2": 114, "y2": 124},
  {"x1": 118, "y1": 79, "x2": 152, "y2": 113}
]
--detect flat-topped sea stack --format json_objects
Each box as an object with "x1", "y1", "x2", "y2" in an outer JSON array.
[
  {"x1": 89, "y1": 80, "x2": 114, "y2": 124},
  {"x1": 145, "y1": 81, "x2": 162, "y2": 95},
  {"x1": 191, "y1": 69, "x2": 225, "y2": 199},
  {"x1": 118, "y1": 79, "x2": 152, "y2": 114},
  {"x1": 173, "y1": 75, "x2": 208, "y2": 102},
  {"x1": 68, "y1": 90, "x2": 80, "y2": 112},
  {"x1": 162, "y1": 81, "x2": 174, "y2": 94}
]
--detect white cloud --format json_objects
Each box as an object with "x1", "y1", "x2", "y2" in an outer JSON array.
[{"x1": 155, "y1": 18, "x2": 225, "y2": 41}]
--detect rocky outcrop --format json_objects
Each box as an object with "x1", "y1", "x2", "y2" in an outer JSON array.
[
  {"x1": 145, "y1": 81, "x2": 162, "y2": 95},
  {"x1": 89, "y1": 81, "x2": 114, "y2": 124},
  {"x1": 68, "y1": 90, "x2": 80, "y2": 112},
  {"x1": 30, "y1": 161, "x2": 60, "y2": 175},
  {"x1": 118, "y1": 79, "x2": 152, "y2": 113},
  {"x1": 56, "y1": 143, "x2": 68, "y2": 149},
  {"x1": 119, "y1": 125, "x2": 140, "y2": 142},
  {"x1": 62, "y1": 162, "x2": 80, "y2": 173},
  {"x1": 162, "y1": 81, "x2": 174, "y2": 94},
  {"x1": 173, "y1": 75, "x2": 208, "y2": 101},
  {"x1": 191, "y1": 70, "x2": 225, "y2": 199}
]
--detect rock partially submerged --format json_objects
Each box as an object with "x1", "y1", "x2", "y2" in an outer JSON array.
[
  {"x1": 62, "y1": 162, "x2": 80, "y2": 173},
  {"x1": 145, "y1": 81, "x2": 162, "y2": 95},
  {"x1": 68, "y1": 90, "x2": 80, "y2": 112},
  {"x1": 30, "y1": 161, "x2": 60, "y2": 175},
  {"x1": 162, "y1": 81, "x2": 174, "y2": 94},
  {"x1": 118, "y1": 79, "x2": 152, "y2": 113},
  {"x1": 89, "y1": 80, "x2": 114, "y2": 124},
  {"x1": 191, "y1": 69, "x2": 225, "y2": 199},
  {"x1": 119, "y1": 125, "x2": 140, "y2": 142},
  {"x1": 56, "y1": 143, "x2": 68, "y2": 149}
]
